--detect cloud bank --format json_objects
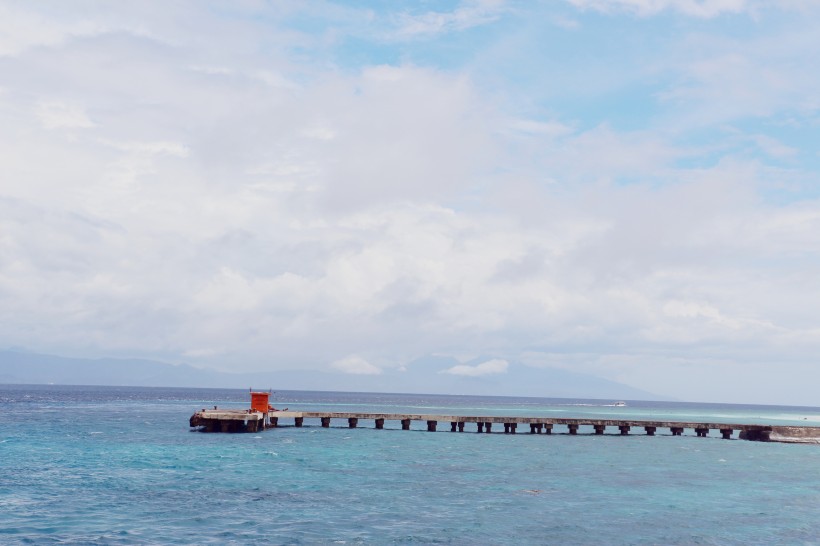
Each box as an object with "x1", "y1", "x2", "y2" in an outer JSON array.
[
  {"x1": 1, "y1": 1, "x2": 820, "y2": 404},
  {"x1": 442, "y1": 359, "x2": 510, "y2": 377}
]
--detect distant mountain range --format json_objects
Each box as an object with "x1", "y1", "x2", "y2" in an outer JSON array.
[{"x1": 0, "y1": 349, "x2": 666, "y2": 401}]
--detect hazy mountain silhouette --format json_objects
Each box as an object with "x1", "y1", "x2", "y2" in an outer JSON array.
[{"x1": 0, "y1": 349, "x2": 665, "y2": 400}]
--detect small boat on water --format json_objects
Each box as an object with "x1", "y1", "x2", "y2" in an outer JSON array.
[{"x1": 614, "y1": 401, "x2": 627, "y2": 407}]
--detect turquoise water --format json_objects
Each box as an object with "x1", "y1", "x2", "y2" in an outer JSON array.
[{"x1": 2, "y1": 385, "x2": 820, "y2": 545}]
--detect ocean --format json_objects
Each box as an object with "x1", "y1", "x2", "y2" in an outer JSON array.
[{"x1": 2, "y1": 384, "x2": 820, "y2": 545}]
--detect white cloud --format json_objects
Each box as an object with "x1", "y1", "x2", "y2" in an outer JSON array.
[
  {"x1": 507, "y1": 119, "x2": 575, "y2": 138},
  {"x1": 101, "y1": 139, "x2": 190, "y2": 157},
  {"x1": 394, "y1": 0, "x2": 507, "y2": 37},
  {"x1": 442, "y1": 359, "x2": 509, "y2": 377},
  {"x1": 331, "y1": 355, "x2": 382, "y2": 375},
  {"x1": 35, "y1": 100, "x2": 95, "y2": 130},
  {"x1": 0, "y1": 4, "x2": 105, "y2": 56},
  {"x1": 566, "y1": 0, "x2": 750, "y2": 18}
]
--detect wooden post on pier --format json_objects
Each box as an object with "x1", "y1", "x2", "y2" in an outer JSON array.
[
  {"x1": 375, "y1": 418, "x2": 384, "y2": 429},
  {"x1": 348, "y1": 418, "x2": 358, "y2": 429},
  {"x1": 567, "y1": 424, "x2": 579, "y2": 435},
  {"x1": 321, "y1": 417, "x2": 330, "y2": 428},
  {"x1": 644, "y1": 426, "x2": 656, "y2": 436},
  {"x1": 594, "y1": 424, "x2": 606, "y2": 435},
  {"x1": 427, "y1": 420, "x2": 437, "y2": 432}
]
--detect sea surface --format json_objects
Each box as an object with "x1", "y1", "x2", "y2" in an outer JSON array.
[{"x1": 2, "y1": 384, "x2": 820, "y2": 545}]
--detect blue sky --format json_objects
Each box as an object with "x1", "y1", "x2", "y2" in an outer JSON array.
[{"x1": 1, "y1": 0, "x2": 820, "y2": 403}]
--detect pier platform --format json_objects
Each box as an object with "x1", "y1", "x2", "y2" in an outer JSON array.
[{"x1": 189, "y1": 409, "x2": 820, "y2": 443}]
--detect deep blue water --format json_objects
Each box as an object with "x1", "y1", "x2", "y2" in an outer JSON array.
[{"x1": 2, "y1": 385, "x2": 820, "y2": 545}]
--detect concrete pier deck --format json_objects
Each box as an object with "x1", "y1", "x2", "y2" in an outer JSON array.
[{"x1": 189, "y1": 409, "x2": 820, "y2": 443}]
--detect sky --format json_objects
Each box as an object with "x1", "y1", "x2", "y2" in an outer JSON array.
[{"x1": 1, "y1": 0, "x2": 820, "y2": 404}]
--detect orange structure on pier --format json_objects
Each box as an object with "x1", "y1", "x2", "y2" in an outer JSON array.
[{"x1": 250, "y1": 391, "x2": 270, "y2": 414}]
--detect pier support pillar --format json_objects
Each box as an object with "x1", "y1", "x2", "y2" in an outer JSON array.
[
  {"x1": 510, "y1": 423, "x2": 517, "y2": 434},
  {"x1": 484, "y1": 422, "x2": 493, "y2": 433},
  {"x1": 477, "y1": 422, "x2": 484, "y2": 433},
  {"x1": 720, "y1": 428, "x2": 733, "y2": 440},
  {"x1": 644, "y1": 426, "x2": 656, "y2": 436},
  {"x1": 543, "y1": 424, "x2": 552, "y2": 435},
  {"x1": 348, "y1": 418, "x2": 358, "y2": 429},
  {"x1": 567, "y1": 424, "x2": 579, "y2": 435},
  {"x1": 695, "y1": 427, "x2": 709, "y2": 437},
  {"x1": 504, "y1": 423, "x2": 511, "y2": 434},
  {"x1": 247, "y1": 420, "x2": 258, "y2": 433},
  {"x1": 295, "y1": 417, "x2": 303, "y2": 428},
  {"x1": 321, "y1": 417, "x2": 330, "y2": 428},
  {"x1": 450, "y1": 422, "x2": 457, "y2": 432},
  {"x1": 619, "y1": 425, "x2": 630, "y2": 435},
  {"x1": 536, "y1": 424, "x2": 544, "y2": 434},
  {"x1": 220, "y1": 421, "x2": 231, "y2": 433},
  {"x1": 458, "y1": 422, "x2": 465, "y2": 432},
  {"x1": 739, "y1": 428, "x2": 771, "y2": 442},
  {"x1": 530, "y1": 424, "x2": 537, "y2": 434},
  {"x1": 427, "y1": 420, "x2": 437, "y2": 432},
  {"x1": 401, "y1": 419, "x2": 411, "y2": 430},
  {"x1": 670, "y1": 427, "x2": 683, "y2": 436},
  {"x1": 375, "y1": 418, "x2": 384, "y2": 430},
  {"x1": 270, "y1": 417, "x2": 278, "y2": 428},
  {"x1": 594, "y1": 425, "x2": 606, "y2": 435}
]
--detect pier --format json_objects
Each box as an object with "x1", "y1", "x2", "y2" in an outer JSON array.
[
  {"x1": 188, "y1": 391, "x2": 820, "y2": 443},
  {"x1": 189, "y1": 409, "x2": 820, "y2": 444}
]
